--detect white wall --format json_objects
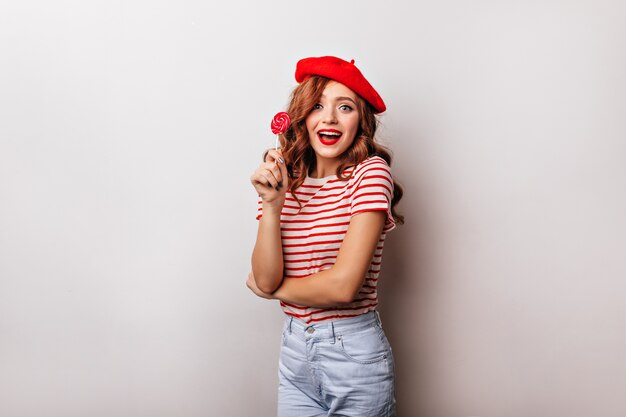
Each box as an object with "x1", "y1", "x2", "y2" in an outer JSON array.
[{"x1": 1, "y1": 1, "x2": 625, "y2": 416}]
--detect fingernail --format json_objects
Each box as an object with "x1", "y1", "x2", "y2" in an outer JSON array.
[{"x1": 278, "y1": 157, "x2": 285, "y2": 164}]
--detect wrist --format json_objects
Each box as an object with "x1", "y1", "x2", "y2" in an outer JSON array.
[{"x1": 262, "y1": 201, "x2": 284, "y2": 216}]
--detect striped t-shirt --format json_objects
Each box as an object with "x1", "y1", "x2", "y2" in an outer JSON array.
[{"x1": 256, "y1": 156, "x2": 395, "y2": 323}]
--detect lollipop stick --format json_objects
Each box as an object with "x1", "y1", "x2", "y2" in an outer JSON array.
[{"x1": 274, "y1": 135, "x2": 281, "y2": 190}]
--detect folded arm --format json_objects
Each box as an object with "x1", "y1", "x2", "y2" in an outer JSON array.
[{"x1": 247, "y1": 210, "x2": 386, "y2": 308}]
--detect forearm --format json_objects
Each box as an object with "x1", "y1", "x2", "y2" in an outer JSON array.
[
  {"x1": 271, "y1": 211, "x2": 385, "y2": 307},
  {"x1": 251, "y1": 204, "x2": 284, "y2": 293},
  {"x1": 273, "y1": 268, "x2": 361, "y2": 308}
]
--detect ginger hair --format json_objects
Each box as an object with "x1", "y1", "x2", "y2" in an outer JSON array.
[{"x1": 277, "y1": 76, "x2": 404, "y2": 224}]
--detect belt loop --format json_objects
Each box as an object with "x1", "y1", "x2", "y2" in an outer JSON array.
[
  {"x1": 330, "y1": 321, "x2": 336, "y2": 344},
  {"x1": 375, "y1": 310, "x2": 382, "y2": 326},
  {"x1": 288, "y1": 316, "x2": 293, "y2": 334}
]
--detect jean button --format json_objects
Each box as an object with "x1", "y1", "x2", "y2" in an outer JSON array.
[{"x1": 306, "y1": 327, "x2": 315, "y2": 334}]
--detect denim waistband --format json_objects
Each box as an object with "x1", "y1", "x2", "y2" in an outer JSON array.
[{"x1": 284, "y1": 311, "x2": 381, "y2": 340}]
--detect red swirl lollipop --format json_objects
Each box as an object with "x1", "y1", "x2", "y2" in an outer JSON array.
[
  {"x1": 271, "y1": 112, "x2": 291, "y2": 135},
  {"x1": 270, "y1": 112, "x2": 291, "y2": 150}
]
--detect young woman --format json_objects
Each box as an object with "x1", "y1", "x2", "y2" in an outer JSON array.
[{"x1": 247, "y1": 56, "x2": 403, "y2": 417}]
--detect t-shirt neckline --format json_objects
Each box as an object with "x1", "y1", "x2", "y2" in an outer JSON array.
[{"x1": 304, "y1": 174, "x2": 338, "y2": 186}]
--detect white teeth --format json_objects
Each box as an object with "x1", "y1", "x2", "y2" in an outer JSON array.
[{"x1": 319, "y1": 131, "x2": 341, "y2": 136}]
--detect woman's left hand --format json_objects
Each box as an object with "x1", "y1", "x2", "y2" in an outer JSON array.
[{"x1": 246, "y1": 272, "x2": 276, "y2": 300}]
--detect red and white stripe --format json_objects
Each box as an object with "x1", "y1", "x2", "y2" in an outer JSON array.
[{"x1": 256, "y1": 156, "x2": 395, "y2": 323}]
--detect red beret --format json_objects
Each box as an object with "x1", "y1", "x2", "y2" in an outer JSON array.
[{"x1": 295, "y1": 56, "x2": 386, "y2": 113}]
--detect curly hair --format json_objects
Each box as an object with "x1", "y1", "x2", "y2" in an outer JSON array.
[{"x1": 278, "y1": 76, "x2": 404, "y2": 224}]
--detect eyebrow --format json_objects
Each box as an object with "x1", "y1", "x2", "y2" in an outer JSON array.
[{"x1": 321, "y1": 95, "x2": 357, "y2": 105}]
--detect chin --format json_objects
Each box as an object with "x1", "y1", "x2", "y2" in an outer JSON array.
[{"x1": 316, "y1": 149, "x2": 343, "y2": 160}]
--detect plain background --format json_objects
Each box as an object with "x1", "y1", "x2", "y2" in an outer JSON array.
[{"x1": 1, "y1": 1, "x2": 625, "y2": 416}]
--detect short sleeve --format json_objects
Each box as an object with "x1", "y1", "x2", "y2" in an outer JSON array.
[{"x1": 349, "y1": 157, "x2": 396, "y2": 232}]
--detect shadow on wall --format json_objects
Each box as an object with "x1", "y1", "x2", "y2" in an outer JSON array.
[{"x1": 378, "y1": 174, "x2": 434, "y2": 417}]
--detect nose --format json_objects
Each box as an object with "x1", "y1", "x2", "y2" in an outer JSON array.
[{"x1": 322, "y1": 107, "x2": 338, "y2": 124}]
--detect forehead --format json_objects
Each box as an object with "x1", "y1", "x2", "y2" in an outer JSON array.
[{"x1": 321, "y1": 81, "x2": 358, "y2": 101}]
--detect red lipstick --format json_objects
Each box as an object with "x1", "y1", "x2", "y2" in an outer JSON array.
[{"x1": 317, "y1": 129, "x2": 342, "y2": 146}]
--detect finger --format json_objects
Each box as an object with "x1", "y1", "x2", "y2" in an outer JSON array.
[
  {"x1": 276, "y1": 155, "x2": 288, "y2": 187},
  {"x1": 262, "y1": 162, "x2": 282, "y2": 185},
  {"x1": 265, "y1": 151, "x2": 287, "y2": 189},
  {"x1": 265, "y1": 149, "x2": 285, "y2": 165},
  {"x1": 250, "y1": 172, "x2": 268, "y2": 186},
  {"x1": 251, "y1": 171, "x2": 276, "y2": 189},
  {"x1": 260, "y1": 170, "x2": 279, "y2": 189}
]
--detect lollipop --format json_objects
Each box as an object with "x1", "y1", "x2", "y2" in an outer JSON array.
[{"x1": 270, "y1": 111, "x2": 291, "y2": 150}]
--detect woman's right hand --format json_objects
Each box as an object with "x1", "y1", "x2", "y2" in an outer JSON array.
[{"x1": 250, "y1": 149, "x2": 289, "y2": 207}]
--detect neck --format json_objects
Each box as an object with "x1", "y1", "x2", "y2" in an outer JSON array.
[{"x1": 311, "y1": 156, "x2": 341, "y2": 178}]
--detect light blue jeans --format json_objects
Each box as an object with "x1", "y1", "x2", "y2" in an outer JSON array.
[{"x1": 278, "y1": 311, "x2": 396, "y2": 417}]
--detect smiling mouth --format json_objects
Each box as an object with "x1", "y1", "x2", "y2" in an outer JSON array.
[{"x1": 317, "y1": 130, "x2": 342, "y2": 145}]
